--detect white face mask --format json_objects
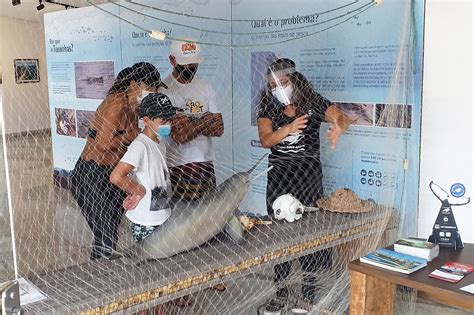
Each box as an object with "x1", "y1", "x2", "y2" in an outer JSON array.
[
  {"x1": 137, "y1": 90, "x2": 152, "y2": 105},
  {"x1": 271, "y1": 84, "x2": 293, "y2": 106}
]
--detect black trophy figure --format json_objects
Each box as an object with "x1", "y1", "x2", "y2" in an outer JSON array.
[{"x1": 427, "y1": 181, "x2": 470, "y2": 249}]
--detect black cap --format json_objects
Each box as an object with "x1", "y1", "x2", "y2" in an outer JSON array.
[
  {"x1": 131, "y1": 62, "x2": 168, "y2": 90},
  {"x1": 140, "y1": 93, "x2": 177, "y2": 120}
]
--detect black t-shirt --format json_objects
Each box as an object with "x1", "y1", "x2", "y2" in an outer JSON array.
[{"x1": 258, "y1": 93, "x2": 330, "y2": 161}]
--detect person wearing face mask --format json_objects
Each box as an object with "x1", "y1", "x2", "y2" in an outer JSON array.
[
  {"x1": 70, "y1": 62, "x2": 167, "y2": 260},
  {"x1": 157, "y1": 38, "x2": 225, "y2": 299},
  {"x1": 257, "y1": 58, "x2": 351, "y2": 303},
  {"x1": 158, "y1": 38, "x2": 224, "y2": 203},
  {"x1": 110, "y1": 93, "x2": 175, "y2": 241},
  {"x1": 110, "y1": 93, "x2": 175, "y2": 315}
]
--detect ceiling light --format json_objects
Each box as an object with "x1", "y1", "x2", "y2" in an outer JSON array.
[{"x1": 149, "y1": 30, "x2": 166, "y2": 41}]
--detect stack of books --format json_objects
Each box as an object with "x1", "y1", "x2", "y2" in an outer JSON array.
[
  {"x1": 394, "y1": 238, "x2": 439, "y2": 261},
  {"x1": 360, "y1": 248, "x2": 428, "y2": 274}
]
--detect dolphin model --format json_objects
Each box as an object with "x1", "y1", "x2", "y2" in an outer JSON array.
[{"x1": 124, "y1": 155, "x2": 268, "y2": 260}]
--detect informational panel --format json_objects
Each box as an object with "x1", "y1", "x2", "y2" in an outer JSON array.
[
  {"x1": 45, "y1": 0, "x2": 424, "y2": 236},
  {"x1": 231, "y1": 0, "x2": 424, "y2": 237},
  {"x1": 44, "y1": 4, "x2": 122, "y2": 176},
  {"x1": 44, "y1": 1, "x2": 233, "y2": 183}
]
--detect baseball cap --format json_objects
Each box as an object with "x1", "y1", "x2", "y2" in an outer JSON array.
[
  {"x1": 132, "y1": 62, "x2": 168, "y2": 89},
  {"x1": 140, "y1": 93, "x2": 177, "y2": 120},
  {"x1": 170, "y1": 38, "x2": 204, "y2": 65}
]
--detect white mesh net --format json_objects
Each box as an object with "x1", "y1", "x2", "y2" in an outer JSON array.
[{"x1": 0, "y1": 0, "x2": 430, "y2": 314}]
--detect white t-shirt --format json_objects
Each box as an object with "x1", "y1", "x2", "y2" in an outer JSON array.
[
  {"x1": 120, "y1": 134, "x2": 172, "y2": 226},
  {"x1": 159, "y1": 74, "x2": 220, "y2": 167}
]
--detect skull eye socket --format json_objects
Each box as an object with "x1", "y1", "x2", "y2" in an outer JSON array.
[
  {"x1": 295, "y1": 207, "x2": 303, "y2": 215},
  {"x1": 275, "y1": 209, "x2": 281, "y2": 215}
]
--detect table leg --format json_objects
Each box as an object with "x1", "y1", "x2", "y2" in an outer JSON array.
[{"x1": 350, "y1": 270, "x2": 395, "y2": 315}]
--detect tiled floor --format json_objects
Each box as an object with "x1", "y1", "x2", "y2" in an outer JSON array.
[{"x1": 0, "y1": 132, "x2": 471, "y2": 314}]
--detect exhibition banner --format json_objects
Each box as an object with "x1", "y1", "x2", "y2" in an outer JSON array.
[
  {"x1": 231, "y1": 0, "x2": 424, "y2": 237},
  {"x1": 44, "y1": 0, "x2": 424, "y2": 235}
]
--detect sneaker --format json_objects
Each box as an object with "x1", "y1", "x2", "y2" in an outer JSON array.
[
  {"x1": 276, "y1": 286, "x2": 289, "y2": 300},
  {"x1": 265, "y1": 299, "x2": 285, "y2": 313}
]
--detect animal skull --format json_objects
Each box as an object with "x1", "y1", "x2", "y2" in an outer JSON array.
[{"x1": 272, "y1": 194, "x2": 304, "y2": 222}]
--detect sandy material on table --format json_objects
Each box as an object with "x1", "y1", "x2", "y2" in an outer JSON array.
[{"x1": 315, "y1": 188, "x2": 374, "y2": 213}]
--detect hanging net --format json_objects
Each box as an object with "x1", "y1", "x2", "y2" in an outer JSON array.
[{"x1": 0, "y1": 0, "x2": 428, "y2": 314}]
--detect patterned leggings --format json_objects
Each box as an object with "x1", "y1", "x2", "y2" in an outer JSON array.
[{"x1": 129, "y1": 222, "x2": 159, "y2": 243}]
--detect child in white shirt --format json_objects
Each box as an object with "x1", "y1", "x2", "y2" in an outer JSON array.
[{"x1": 110, "y1": 93, "x2": 176, "y2": 242}]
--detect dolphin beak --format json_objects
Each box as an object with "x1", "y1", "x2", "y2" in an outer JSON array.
[{"x1": 246, "y1": 153, "x2": 269, "y2": 175}]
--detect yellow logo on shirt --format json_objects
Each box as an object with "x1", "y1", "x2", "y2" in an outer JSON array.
[{"x1": 185, "y1": 100, "x2": 204, "y2": 114}]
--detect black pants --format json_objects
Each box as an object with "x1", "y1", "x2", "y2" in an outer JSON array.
[
  {"x1": 267, "y1": 157, "x2": 332, "y2": 301},
  {"x1": 70, "y1": 158, "x2": 125, "y2": 259},
  {"x1": 274, "y1": 248, "x2": 332, "y2": 301},
  {"x1": 266, "y1": 157, "x2": 324, "y2": 215}
]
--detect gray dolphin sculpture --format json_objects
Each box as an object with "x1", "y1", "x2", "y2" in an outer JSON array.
[{"x1": 125, "y1": 155, "x2": 267, "y2": 260}]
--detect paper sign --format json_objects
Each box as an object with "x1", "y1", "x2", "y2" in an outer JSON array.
[
  {"x1": 17, "y1": 277, "x2": 48, "y2": 306},
  {"x1": 460, "y1": 284, "x2": 474, "y2": 294}
]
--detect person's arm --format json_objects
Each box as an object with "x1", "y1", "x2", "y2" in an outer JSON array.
[
  {"x1": 257, "y1": 116, "x2": 308, "y2": 148},
  {"x1": 201, "y1": 86, "x2": 224, "y2": 137},
  {"x1": 324, "y1": 105, "x2": 351, "y2": 150},
  {"x1": 201, "y1": 112, "x2": 224, "y2": 137},
  {"x1": 92, "y1": 101, "x2": 131, "y2": 152},
  {"x1": 110, "y1": 142, "x2": 146, "y2": 210},
  {"x1": 170, "y1": 115, "x2": 206, "y2": 144},
  {"x1": 110, "y1": 162, "x2": 144, "y2": 196},
  {"x1": 110, "y1": 162, "x2": 146, "y2": 210}
]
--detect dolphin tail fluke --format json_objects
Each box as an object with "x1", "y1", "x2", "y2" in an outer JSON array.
[
  {"x1": 447, "y1": 196, "x2": 470, "y2": 206},
  {"x1": 429, "y1": 181, "x2": 449, "y2": 201}
]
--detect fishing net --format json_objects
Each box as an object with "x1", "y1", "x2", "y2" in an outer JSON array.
[{"x1": 0, "y1": 0, "x2": 427, "y2": 314}]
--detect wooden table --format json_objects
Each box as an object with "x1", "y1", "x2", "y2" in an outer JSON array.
[
  {"x1": 349, "y1": 244, "x2": 474, "y2": 314},
  {"x1": 23, "y1": 207, "x2": 396, "y2": 314}
]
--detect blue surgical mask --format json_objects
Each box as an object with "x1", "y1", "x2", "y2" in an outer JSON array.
[{"x1": 157, "y1": 124, "x2": 171, "y2": 138}]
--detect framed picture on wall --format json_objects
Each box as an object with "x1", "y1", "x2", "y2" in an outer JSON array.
[{"x1": 14, "y1": 59, "x2": 40, "y2": 83}]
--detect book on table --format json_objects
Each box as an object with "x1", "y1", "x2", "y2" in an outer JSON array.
[
  {"x1": 394, "y1": 238, "x2": 439, "y2": 261},
  {"x1": 360, "y1": 248, "x2": 428, "y2": 274},
  {"x1": 429, "y1": 262, "x2": 474, "y2": 283}
]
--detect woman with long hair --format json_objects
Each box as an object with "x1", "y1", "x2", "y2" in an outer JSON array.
[
  {"x1": 71, "y1": 62, "x2": 167, "y2": 259},
  {"x1": 257, "y1": 58, "x2": 351, "y2": 302}
]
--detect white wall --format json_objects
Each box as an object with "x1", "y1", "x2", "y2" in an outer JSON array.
[
  {"x1": 0, "y1": 16, "x2": 50, "y2": 134},
  {"x1": 418, "y1": 0, "x2": 473, "y2": 243}
]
